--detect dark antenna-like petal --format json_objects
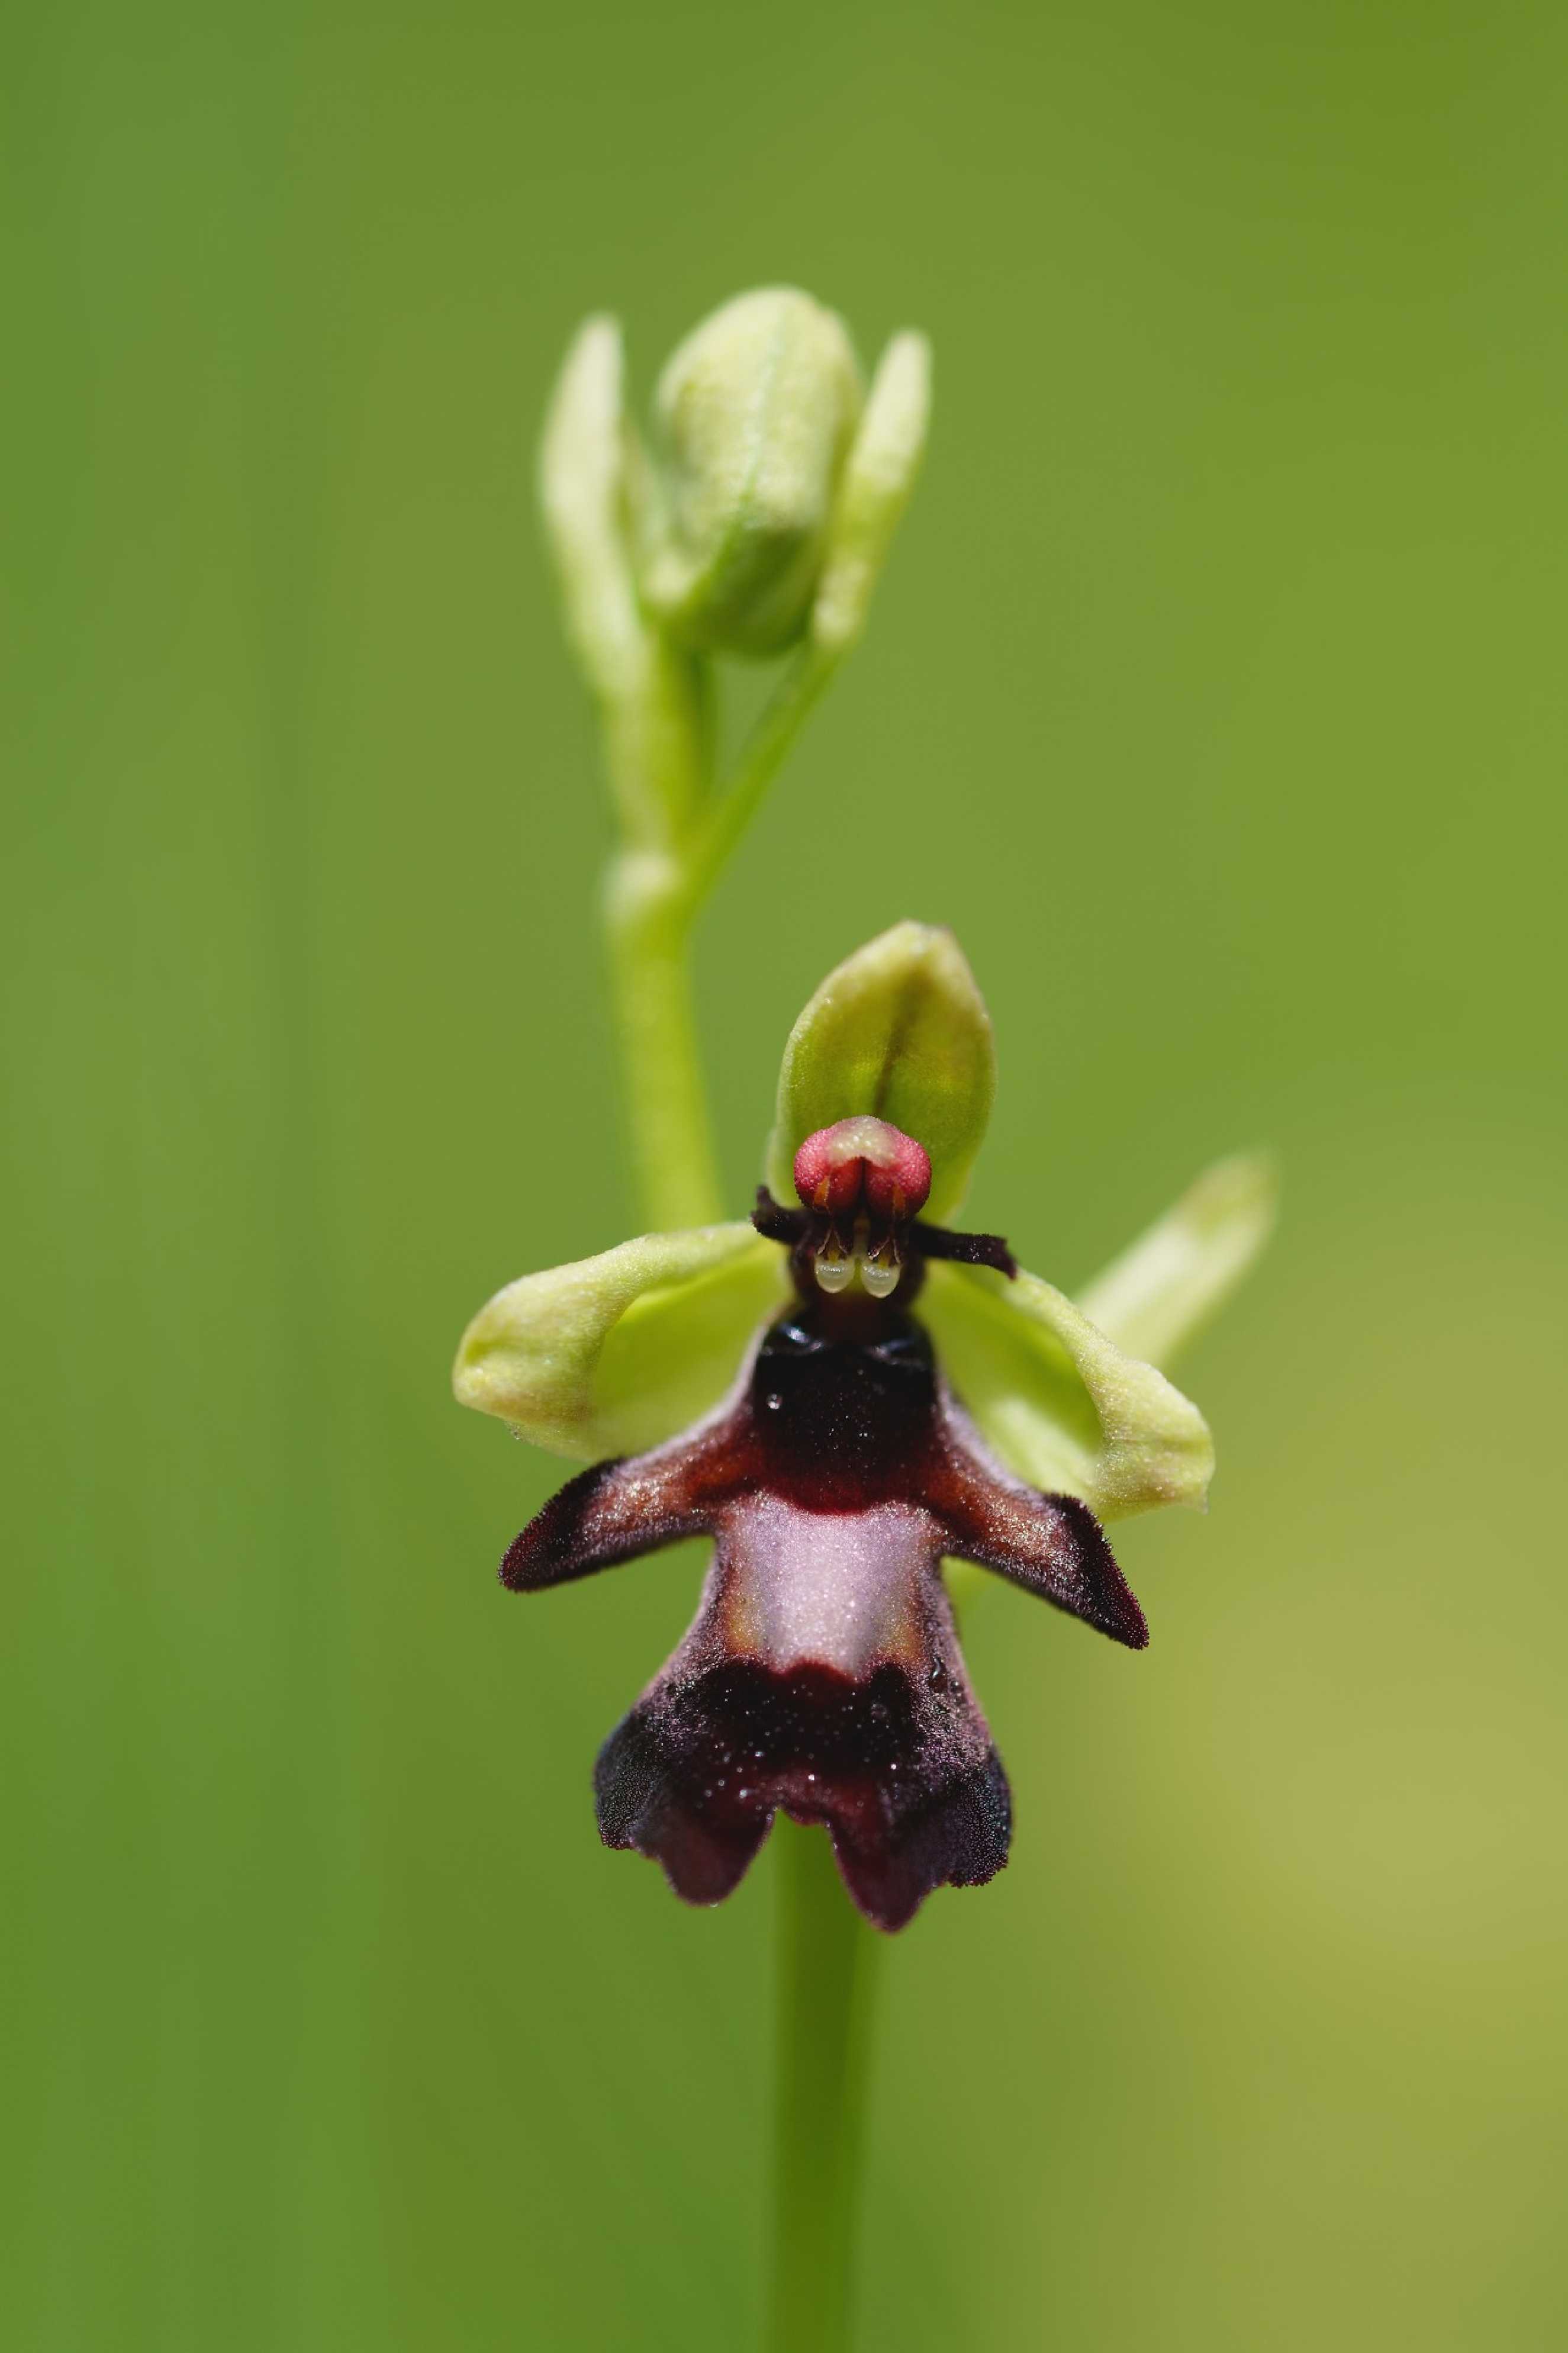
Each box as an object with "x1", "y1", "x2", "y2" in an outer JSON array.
[
  {"x1": 500, "y1": 1409, "x2": 755, "y2": 1591},
  {"x1": 928, "y1": 1393, "x2": 1149, "y2": 1649},
  {"x1": 909, "y1": 1221, "x2": 1018, "y2": 1278}
]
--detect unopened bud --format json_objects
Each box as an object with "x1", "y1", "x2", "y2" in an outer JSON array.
[{"x1": 638, "y1": 287, "x2": 863, "y2": 657}]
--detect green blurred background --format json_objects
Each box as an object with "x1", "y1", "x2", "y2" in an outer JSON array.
[{"x1": 7, "y1": 1, "x2": 1566, "y2": 2345}]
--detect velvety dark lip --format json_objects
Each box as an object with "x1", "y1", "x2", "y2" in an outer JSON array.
[
  {"x1": 501, "y1": 1289, "x2": 1144, "y2": 1927},
  {"x1": 595, "y1": 1659, "x2": 1012, "y2": 1933}
]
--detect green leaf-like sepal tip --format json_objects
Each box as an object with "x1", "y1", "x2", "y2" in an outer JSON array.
[
  {"x1": 812, "y1": 329, "x2": 932, "y2": 656},
  {"x1": 537, "y1": 314, "x2": 640, "y2": 705},
  {"x1": 453, "y1": 1224, "x2": 786, "y2": 1460},
  {"x1": 922, "y1": 1261, "x2": 1215, "y2": 1522},
  {"x1": 765, "y1": 922, "x2": 995, "y2": 1222},
  {"x1": 1075, "y1": 1152, "x2": 1279, "y2": 1366}
]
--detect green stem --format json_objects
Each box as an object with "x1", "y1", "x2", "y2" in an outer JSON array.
[
  {"x1": 603, "y1": 849, "x2": 719, "y2": 1232},
  {"x1": 685, "y1": 645, "x2": 837, "y2": 904},
  {"x1": 597, "y1": 636, "x2": 721, "y2": 1232},
  {"x1": 599, "y1": 641, "x2": 835, "y2": 1230},
  {"x1": 767, "y1": 1819, "x2": 879, "y2": 2353}
]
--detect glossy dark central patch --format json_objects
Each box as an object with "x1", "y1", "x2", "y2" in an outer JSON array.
[{"x1": 747, "y1": 1308, "x2": 942, "y2": 1508}]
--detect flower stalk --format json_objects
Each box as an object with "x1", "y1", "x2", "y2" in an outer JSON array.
[
  {"x1": 768, "y1": 1819, "x2": 879, "y2": 2353},
  {"x1": 602, "y1": 847, "x2": 721, "y2": 1231}
]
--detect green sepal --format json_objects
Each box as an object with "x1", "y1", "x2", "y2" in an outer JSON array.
[
  {"x1": 812, "y1": 330, "x2": 932, "y2": 655},
  {"x1": 537, "y1": 315, "x2": 641, "y2": 704},
  {"x1": 1076, "y1": 1153, "x2": 1278, "y2": 1367},
  {"x1": 453, "y1": 1224, "x2": 787, "y2": 1460},
  {"x1": 920, "y1": 1260, "x2": 1214, "y2": 1521},
  {"x1": 765, "y1": 922, "x2": 995, "y2": 1221}
]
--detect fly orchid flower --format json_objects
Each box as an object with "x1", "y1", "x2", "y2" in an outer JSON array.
[{"x1": 455, "y1": 923, "x2": 1273, "y2": 1930}]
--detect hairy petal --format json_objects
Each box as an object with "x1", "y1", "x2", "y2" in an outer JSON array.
[
  {"x1": 1076, "y1": 1153, "x2": 1278, "y2": 1368},
  {"x1": 500, "y1": 1401, "x2": 756, "y2": 1591},
  {"x1": 453, "y1": 1224, "x2": 785, "y2": 1458},
  {"x1": 919, "y1": 1261, "x2": 1214, "y2": 1520},
  {"x1": 928, "y1": 1390, "x2": 1147, "y2": 1646}
]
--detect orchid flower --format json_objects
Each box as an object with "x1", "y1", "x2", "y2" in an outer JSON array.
[{"x1": 455, "y1": 923, "x2": 1273, "y2": 1930}]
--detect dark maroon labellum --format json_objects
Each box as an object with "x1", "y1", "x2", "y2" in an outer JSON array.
[{"x1": 501, "y1": 1278, "x2": 1147, "y2": 1931}]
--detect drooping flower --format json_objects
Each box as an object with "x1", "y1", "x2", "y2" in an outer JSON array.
[{"x1": 455, "y1": 925, "x2": 1273, "y2": 1930}]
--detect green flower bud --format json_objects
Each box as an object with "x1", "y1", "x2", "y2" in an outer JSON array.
[{"x1": 639, "y1": 287, "x2": 864, "y2": 656}]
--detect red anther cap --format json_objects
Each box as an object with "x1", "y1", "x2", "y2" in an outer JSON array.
[{"x1": 792, "y1": 1116, "x2": 933, "y2": 1222}]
